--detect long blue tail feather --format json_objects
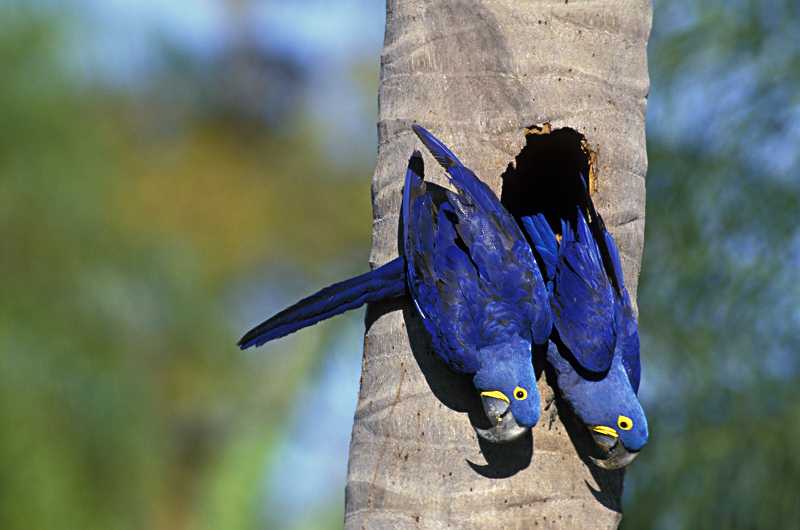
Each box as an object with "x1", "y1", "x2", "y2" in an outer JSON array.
[{"x1": 238, "y1": 257, "x2": 406, "y2": 349}]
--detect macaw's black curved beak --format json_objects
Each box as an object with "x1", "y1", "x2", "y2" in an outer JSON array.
[
  {"x1": 589, "y1": 430, "x2": 639, "y2": 470},
  {"x1": 474, "y1": 391, "x2": 528, "y2": 443}
]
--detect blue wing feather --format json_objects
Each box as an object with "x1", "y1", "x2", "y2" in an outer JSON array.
[
  {"x1": 403, "y1": 153, "x2": 482, "y2": 372},
  {"x1": 413, "y1": 125, "x2": 522, "y2": 242},
  {"x1": 616, "y1": 305, "x2": 641, "y2": 394},
  {"x1": 550, "y1": 211, "x2": 616, "y2": 374},
  {"x1": 522, "y1": 213, "x2": 558, "y2": 282},
  {"x1": 577, "y1": 174, "x2": 642, "y2": 390},
  {"x1": 604, "y1": 230, "x2": 626, "y2": 296},
  {"x1": 603, "y1": 228, "x2": 641, "y2": 393},
  {"x1": 411, "y1": 124, "x2": 464, "y2": 168},
  {"x1": 412, "y1": 125, "x2": 551, "y2": 346}
]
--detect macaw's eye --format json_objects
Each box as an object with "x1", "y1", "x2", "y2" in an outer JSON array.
[
  {"x1": 617, "y1": 415, "x2": 633, "y2": 431},
  {"x1": 513, "y1": 387, "x2": 527, "y2": 400}
]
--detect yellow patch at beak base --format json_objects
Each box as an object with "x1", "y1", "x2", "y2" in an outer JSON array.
[
  {"x1": 592, "y1": 425, "x2": 619, "y2": 438},
  {"x1": 480, "y1": 390, "x2": 510, "y2": 404}
]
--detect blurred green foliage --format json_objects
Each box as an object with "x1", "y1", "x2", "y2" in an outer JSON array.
[
  {"x1": 0, "y1": 4, "x2": 371, "y2": 530},
  {"x1": 623, "y1": 1, "x2": 800, "y2": 528},
  {"x1": 1, "y1": 1, "x2": 798, "y2": 530}
]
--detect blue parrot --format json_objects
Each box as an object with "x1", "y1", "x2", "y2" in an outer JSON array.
[
  {"x1": 239, "y1": 126, "x2": 552, "y2": 443},
  {"x1": 521, "y1": 178, "x2": 647, "y2": 469}
]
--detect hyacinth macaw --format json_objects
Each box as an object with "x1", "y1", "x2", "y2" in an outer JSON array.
[
  {"x1": 522, "y1": 179, "x2": 648, "y2": 469},
  {"x1": 239, "y1": 126, "x2": 552, "y2": 443}
]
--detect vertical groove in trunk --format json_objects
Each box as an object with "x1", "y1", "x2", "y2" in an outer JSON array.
[{"x1": 346, "y1": 2, "x2": 651, "y2": 529}]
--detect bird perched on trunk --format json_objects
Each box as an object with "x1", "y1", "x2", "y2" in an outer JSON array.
[
  {"x1": 521, "y1": 177, "x2": 648, "y2": 469},
  {"x1": 239, "y1": 126, "x2": 552, "y2": 443}
]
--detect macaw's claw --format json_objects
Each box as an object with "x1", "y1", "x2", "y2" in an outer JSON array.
[{"x1": 475, "y1": 393, "x2": 528, "y2": 443}]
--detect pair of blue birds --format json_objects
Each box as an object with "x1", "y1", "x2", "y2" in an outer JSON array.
[{"x1": 239, "y1": 126, "x2": 648, "y2": 469}]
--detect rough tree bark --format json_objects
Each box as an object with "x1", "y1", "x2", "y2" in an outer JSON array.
[{"x1": 345, "y1": 2, "x2": 651, "y2": 529}]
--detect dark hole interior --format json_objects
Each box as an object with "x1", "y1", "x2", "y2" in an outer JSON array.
[
  {"x1": 500, "y1": 126, "x2": 614, "y2": 381},
  {"x1": 500, "y1": 126, "x2": 592, "y2": 233},
  {"x1": 501, "y1": 125, "x2": 622, "y2": 295}
]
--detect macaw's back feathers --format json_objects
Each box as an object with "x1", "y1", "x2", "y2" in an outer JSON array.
[
  {"x1": 397, "y1": 138, "x2": 550, "y2": 437},
  {"x1": 403, "y1": 152, "x2": 482, "y2": 372},
  {"x1": 411, "y1": 125, "x2": 551, "y2": 346},
  {"x1": 521, "y1": 173, "x2": 642, "y2": 389},
  {"x1": 403, "y1": 140, "x2": 551, "y2": 375},
  {"x1": 577, "y1": 174, "x2": 642, "y2": 393},
  {"x1": 551, "y1": 211, "x2": 616, "y2": 374},
  {"x1": 238, "y1": 257, "x2": 406, "y2": 350}
]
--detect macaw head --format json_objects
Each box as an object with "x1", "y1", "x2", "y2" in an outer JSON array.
[
  {"x1": 585, "y1": 388, "x2": 648, "y2": 470},
  {"x1": 471, "y1": 335, "x2": 540, "y2": 443},
  {"x1": 559, "y1": 355, "x2": 648, "y2": 469}
]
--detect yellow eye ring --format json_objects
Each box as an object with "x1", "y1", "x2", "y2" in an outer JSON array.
[
  {"x1": 513, "y1": 387, "x2": 527, "y2": 400},
  {"x1": 617, "y1": 415, "x2": 633, "y2": 431}
]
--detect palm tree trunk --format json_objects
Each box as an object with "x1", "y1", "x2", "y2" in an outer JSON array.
[{"x1": 345, "y1": 2, "x2": 652, "y2": 529}]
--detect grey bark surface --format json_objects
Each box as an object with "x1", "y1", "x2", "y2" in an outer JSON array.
[{"x1": 345, "y1": 2, "x2": 652, "y2": 529}]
